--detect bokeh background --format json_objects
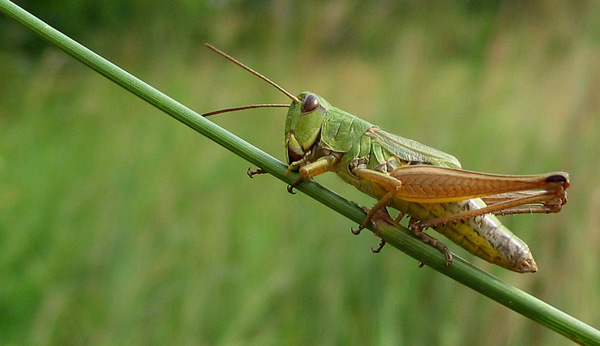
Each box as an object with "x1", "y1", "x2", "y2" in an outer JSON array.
[{"x1": 1, "y1": 1, "x2": 599, "y2": 345}]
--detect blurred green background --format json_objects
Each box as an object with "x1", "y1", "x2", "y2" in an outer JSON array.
[{"x1": 1, "y1": 1, "x2": 599, "y2": 345}]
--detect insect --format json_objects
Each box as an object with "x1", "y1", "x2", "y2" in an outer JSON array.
[{"x1": 202, "y1": 44, "x2": 569, "y2": 273}]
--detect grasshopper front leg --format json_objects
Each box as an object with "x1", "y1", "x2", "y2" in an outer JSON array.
[
  {"x1": 247, "y1": 149, "x2": 343, "y2": 192},
  {"x1": 285, "y1": 150, "x2": 343, "y2": 193},
  {"x1": 247, "y1": 168, "x2": 267, "y2": 177}
]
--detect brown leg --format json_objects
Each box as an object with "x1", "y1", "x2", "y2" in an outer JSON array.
[
  {"x1": 351, "y1": 188, "x2": 398, "y2": 235},
  {"x1": 371, "y1": 238, "x2": 386, "y2": 253},
  {"x1": 247, "y1": 168, "x2": 267, "y2": 178},
  {"x1": 350, "y1": 168, "x2": 403, "y2": 235},
  {"x1": 411, "y1": 188, "x2": 566, "y2": 232},
  {"x1": 355, "y1": 206, "x2": 392, "y2": 252},
  {"x1": 408, "y1": 217, "x2": 453, "y2": 266}
]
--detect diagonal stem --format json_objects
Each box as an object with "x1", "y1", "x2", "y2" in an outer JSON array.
[{"x1": 0, "y1": 1, "x2": 598, "y2": 344}]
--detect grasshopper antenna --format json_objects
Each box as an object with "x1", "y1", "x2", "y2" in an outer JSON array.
[
  {"x1": 202, "y1": 103, "x2": 290, "y2": 117},
  {"x1": 205, "y1": 43, "x2": 300, "y2": 104}
]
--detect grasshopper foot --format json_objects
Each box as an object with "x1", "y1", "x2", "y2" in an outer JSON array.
[
  {"x1": 287, "y1": 175, "x2": 308, "y2": 194},
  {"x1": 247, "y1": 168, "x2": 267, "y2": 178},
  {"x1": 351, "y1": 224, "x2": 366, "y2": 235},
  {"x1": 352, "y1": 206, "x2": 376, "y2": 235},
  {"x1": 355, "y1": 206, "x2": 393, "y2": 253},
  {"x1": 353, "y1": 203, "x2": 388, "y2": 236},
  {"x1": 371, "y1": 238, "x2": 386, "y2": 253}
]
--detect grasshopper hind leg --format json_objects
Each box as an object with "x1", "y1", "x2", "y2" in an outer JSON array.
[
  {"x1": 349, "y1": 162, "x2": 455, "y2": 265},
  {"x1": 362, "y1": 206, "x2": 453, "y2": 266},
  {"x1": 408, "y1": 217, "x2": 453, "y2": 266}
]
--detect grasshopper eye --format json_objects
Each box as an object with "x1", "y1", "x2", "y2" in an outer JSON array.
[{"x1": 301, "y1": 94, "x2": 320, "y2": 113}]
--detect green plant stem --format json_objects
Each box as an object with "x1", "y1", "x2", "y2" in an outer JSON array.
[{"x1": 1, "y1": 1, "x2": 598, "y2": 344}]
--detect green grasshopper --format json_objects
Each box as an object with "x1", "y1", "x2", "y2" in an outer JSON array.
[{"x1": 203, "y1": 44, "x2": 569, "y2": 273}]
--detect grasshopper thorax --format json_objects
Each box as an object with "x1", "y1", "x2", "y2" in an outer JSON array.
[{"x1": 285, "y1": 92, "x2": 332, "y2": 164}]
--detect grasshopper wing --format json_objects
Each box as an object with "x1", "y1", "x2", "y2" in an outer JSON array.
[{"x1": 366, "y1": 127, "x2": 462, "y2": 169}]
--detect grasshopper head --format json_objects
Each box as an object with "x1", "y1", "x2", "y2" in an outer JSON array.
[{"x1": 285, "y1": 92, "x2": 331, "y2": 164}]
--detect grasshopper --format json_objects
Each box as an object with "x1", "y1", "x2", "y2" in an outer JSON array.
[{"x1": 203, "y1": 44, "x2": 569, "y2": 273}]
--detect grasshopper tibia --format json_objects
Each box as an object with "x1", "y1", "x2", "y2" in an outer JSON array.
[{"x1": 353, "y1": 187, "x2": 399, "y2": 235}]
